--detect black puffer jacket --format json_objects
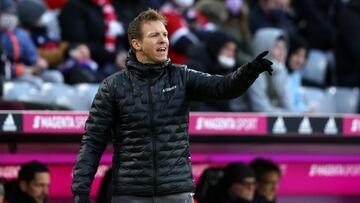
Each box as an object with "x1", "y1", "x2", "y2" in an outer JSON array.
[{"x1": 72, "y1": 51, "x2": 259, "y2": 197}]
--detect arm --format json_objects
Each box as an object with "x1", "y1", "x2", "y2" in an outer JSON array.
[
  {"x1": 19, "y1": 29, "x2": 39, "y2": 66},
  {"x1": 186, "y1": 51, "x2": 273, "y2": 101},
  {"x1": 72, "y1": 79, "x2": 116, "y2": 202}
]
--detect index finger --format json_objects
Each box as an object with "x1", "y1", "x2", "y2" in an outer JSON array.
[{"x1": 255, "y1": 51, "x2": 269, "y2": 60}]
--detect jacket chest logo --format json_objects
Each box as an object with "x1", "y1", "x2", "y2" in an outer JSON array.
[{"x1": 162, "y1": 85, "x2": 177, "y2": 93}]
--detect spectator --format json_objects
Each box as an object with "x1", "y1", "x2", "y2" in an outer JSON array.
[
  {"x1": 195, "y1": 0, "x2": 253, "y2": 65},
  {"x1": 246, "y1": 28, "x2": 292, "y2": 112},
  {"x1": 286, "y1": 36, "x2": 310, "y2": 112},
  {"x1": 0, "y1": 31, "x2": 11, "y2": 97},
  {"x1": 188, "y1": 31, "x2": 248, "y2": 112},
  {"x1": 58, "y1": 43, "x2": 99, "y2": 84},
  {"x1": 218, "y1": 163, "x2": 256, "y2": 203},
  {"x1": 249, "y1": 0, "x2": 296, "y2": 36},
  {"x1": 335, "y1": 0, "x2": 360, "y2": 87},
  {"x1": 194, "y1": 167, "x2": 224, "y2": 203},
  {"x1": 0, "y1": 0, "x2": 63, "y2": 85},
  {"x1": 224, "y1": 0, "x2": 254, "y2": 64},
  {"x1": 292, "y1": 0, "x2": 342, "y2": 51},
  {"x1": 59, "y1": 0, "x2": 125, "y2": 73},
  {"x1": 194, "y1": 0, "x2": 228, "y2": 32},
  {"x1": 250, "y1": 159, "x2": 281, "y2": 203},
  {"x1": 6, "y1": 161, "x2": 50, "y2": 203},
  {"x1": 59, "y1": 0, "x2": 160, "y2": 71},
  {"x1": 17, "y1": 0, "x2": 67, "y2": 67},
  {"x1": 160, "y1": 0, "x2": 199, "y2": 64}
]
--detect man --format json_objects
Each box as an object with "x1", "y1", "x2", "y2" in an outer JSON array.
[
  {"x1": 251, "y1": 159, "x2": 281, "y2": 203},
  {"x1": 7, "y1": 161, "x2": 50, "y2": 203},
  {"x1": 219, "y1": 163, "x2": 257, "y2": 203},
  {"x1": 72, "y1": 8, "x2": 273, "y2": 203}
]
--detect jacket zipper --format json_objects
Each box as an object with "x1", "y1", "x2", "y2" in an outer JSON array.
[{"x1": 148, "y1": 80, "x2": 157, "y2": 195}]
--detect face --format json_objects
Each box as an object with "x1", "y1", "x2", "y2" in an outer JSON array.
[
  {"x1": 21, "y1": 172, "x2": 50, "y2": 203},
  {"x1": 219, "y1": 41, "x2": 237, "y2": 58},
  {"x1": 289, "y1": 48, "x2": 307, "y2": 71},
  {"x1": 257, "y1": 171, "x2": 280, "y2": 201},
  {"x1": 264, "y1": 0, "x2": 290, "y2": 11},
  {"x1": 230, "y1": 177, "x2": 256, "y2": 201},
  {"x1": 271, "y1": 39, "x2": 287, "y2": 63},
  {"x1": 0, "y1": 13, "x2": 18, "y2": 30},
  {"x1": 131, "y1": 20, "x2": 169, "y2": 64}
]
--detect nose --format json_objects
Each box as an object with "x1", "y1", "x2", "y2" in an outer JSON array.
[
  {"x1": 159, "y1": 35, "x2": 168, "y2": 44},
  {"x1": 43, "y1": 185, "x2": 49, "y2": 195}
]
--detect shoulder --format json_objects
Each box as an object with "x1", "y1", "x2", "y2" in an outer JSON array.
[
  {"x1": 168, "y1": 63, "x2": 189, "y2": 75},
  {"x1": 14, "y1": 28, "x2": 30, "y2": 37},
  {"x1": 103, "y1": 69, "x2": 128, "y2": 86},
  {"x1": 170, "y1": 63, "x2": 187, "y2": 69}
]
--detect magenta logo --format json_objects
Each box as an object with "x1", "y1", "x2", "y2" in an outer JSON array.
[
  {"x1": 189, "y1": 113, "x2": 267, "y2": 135},
  {"x1": 343, "y1": 116, "x2": 360, "y2": 136},
  {"x1": 23, "y1": 112, "x2": 89, "y2": 133}
]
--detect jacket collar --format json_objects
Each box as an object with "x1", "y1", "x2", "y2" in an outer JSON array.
[{"x1": 126, "y1": 50, "x2": 170, "y2": 78}]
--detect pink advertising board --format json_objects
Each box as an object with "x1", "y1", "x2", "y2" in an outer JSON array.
[
  {"x1": 23, "y1": 112, "x2": 89, "y2": 133},
  {"x1": 189, "y1": 112, "x2": 267, "y2": 135},
  {"x1": 343, "y1": 115, "x2": 360, "y2": 136},
  {"x1": 2, "y1": 161, "x2": 360, "y2": 197},
  {"x1": 21, "y1": 112, "x2": 267, "y2": 135}
]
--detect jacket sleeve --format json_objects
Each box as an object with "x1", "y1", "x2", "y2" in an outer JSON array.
[
  {"x1": 72, "y1": 79, "x2": 116, "y2": 196},
  {"x1": 184, "y1": 63, "x2": 259, "y2": 101}
]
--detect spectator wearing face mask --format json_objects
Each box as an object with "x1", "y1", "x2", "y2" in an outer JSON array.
[
  {"x1": 187, "y1": 31, "x2": 250, "y2": 112},
  {"x1": 195, "y1": 0, "x2": 253, "y2": 65},
  {"x1": 0, "y1": 0, "x2": 63, "y2": 84}
]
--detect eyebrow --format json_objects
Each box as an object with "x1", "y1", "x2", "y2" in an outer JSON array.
[{"x1": 148, "y1": 31, "x2": 168, "y2": 36}]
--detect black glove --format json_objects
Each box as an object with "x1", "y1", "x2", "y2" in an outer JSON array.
[
  {"x1": 247, "y1": 51, "x2": 273, "y2": 76},
  {"x1": 74, "y1": 195, "x2": 91, "y2": 203}
]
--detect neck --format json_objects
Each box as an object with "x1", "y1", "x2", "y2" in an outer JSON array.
[{"x1": 135, "y1": 51, "x2": 148, "y2": 64}]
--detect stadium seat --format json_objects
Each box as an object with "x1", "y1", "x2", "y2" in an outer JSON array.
[
  {"x1": 54, "y1": 93, "x2": 88, "y2": 110},
  {"x1": 74, "y1": 83, "x2": 99, "y2": 110},
  {"x1": 3, "y1": 81, "x2": 39, "y2": 101},
  {"x1": 327, "y1": 87, "x2": 360, "y2": 113},
  {"x1": 300, "y1": 86, "x2": 336, "y2": 113},
  {"x1": 40, "y1": 83, "x2": 76, "y2": 103},
  {"x1": 302, "y1": 49, "x2": 328, "y2": 86}
]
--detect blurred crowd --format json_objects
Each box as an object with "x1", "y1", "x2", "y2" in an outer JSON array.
[
  {"x1": 0, "y1": 158, "x2": 281, "y2": 203},
  {"x1": 0, "y1": 0, "x2": 359, "y2": 113}
]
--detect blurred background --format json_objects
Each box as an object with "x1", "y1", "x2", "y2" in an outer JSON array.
[{"x1": 0, "y1": 0, "x2": 359, "y2": 202}]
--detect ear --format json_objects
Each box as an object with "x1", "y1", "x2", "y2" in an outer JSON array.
[
  {"x1": 19, "y1": 180, "x2": 28, "y2": 192},
  {"x1": 131, "y1": 39, "x2": 142, "y2": 51}
]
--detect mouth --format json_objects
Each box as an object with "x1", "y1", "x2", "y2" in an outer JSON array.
[{"x1": 156, "y1": 47, "x2": 167, "y2": 54}]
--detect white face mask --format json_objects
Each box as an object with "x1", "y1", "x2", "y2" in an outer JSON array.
[
  {"x1": 218, "y1": 55, "x2": 236, "y2": 69},
  {"x1": 173, "y1": 0, "x2": 194, "y2": 8},
  {"x1": 0, "y1": 14, "x2": 18, "y2": 30}
]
